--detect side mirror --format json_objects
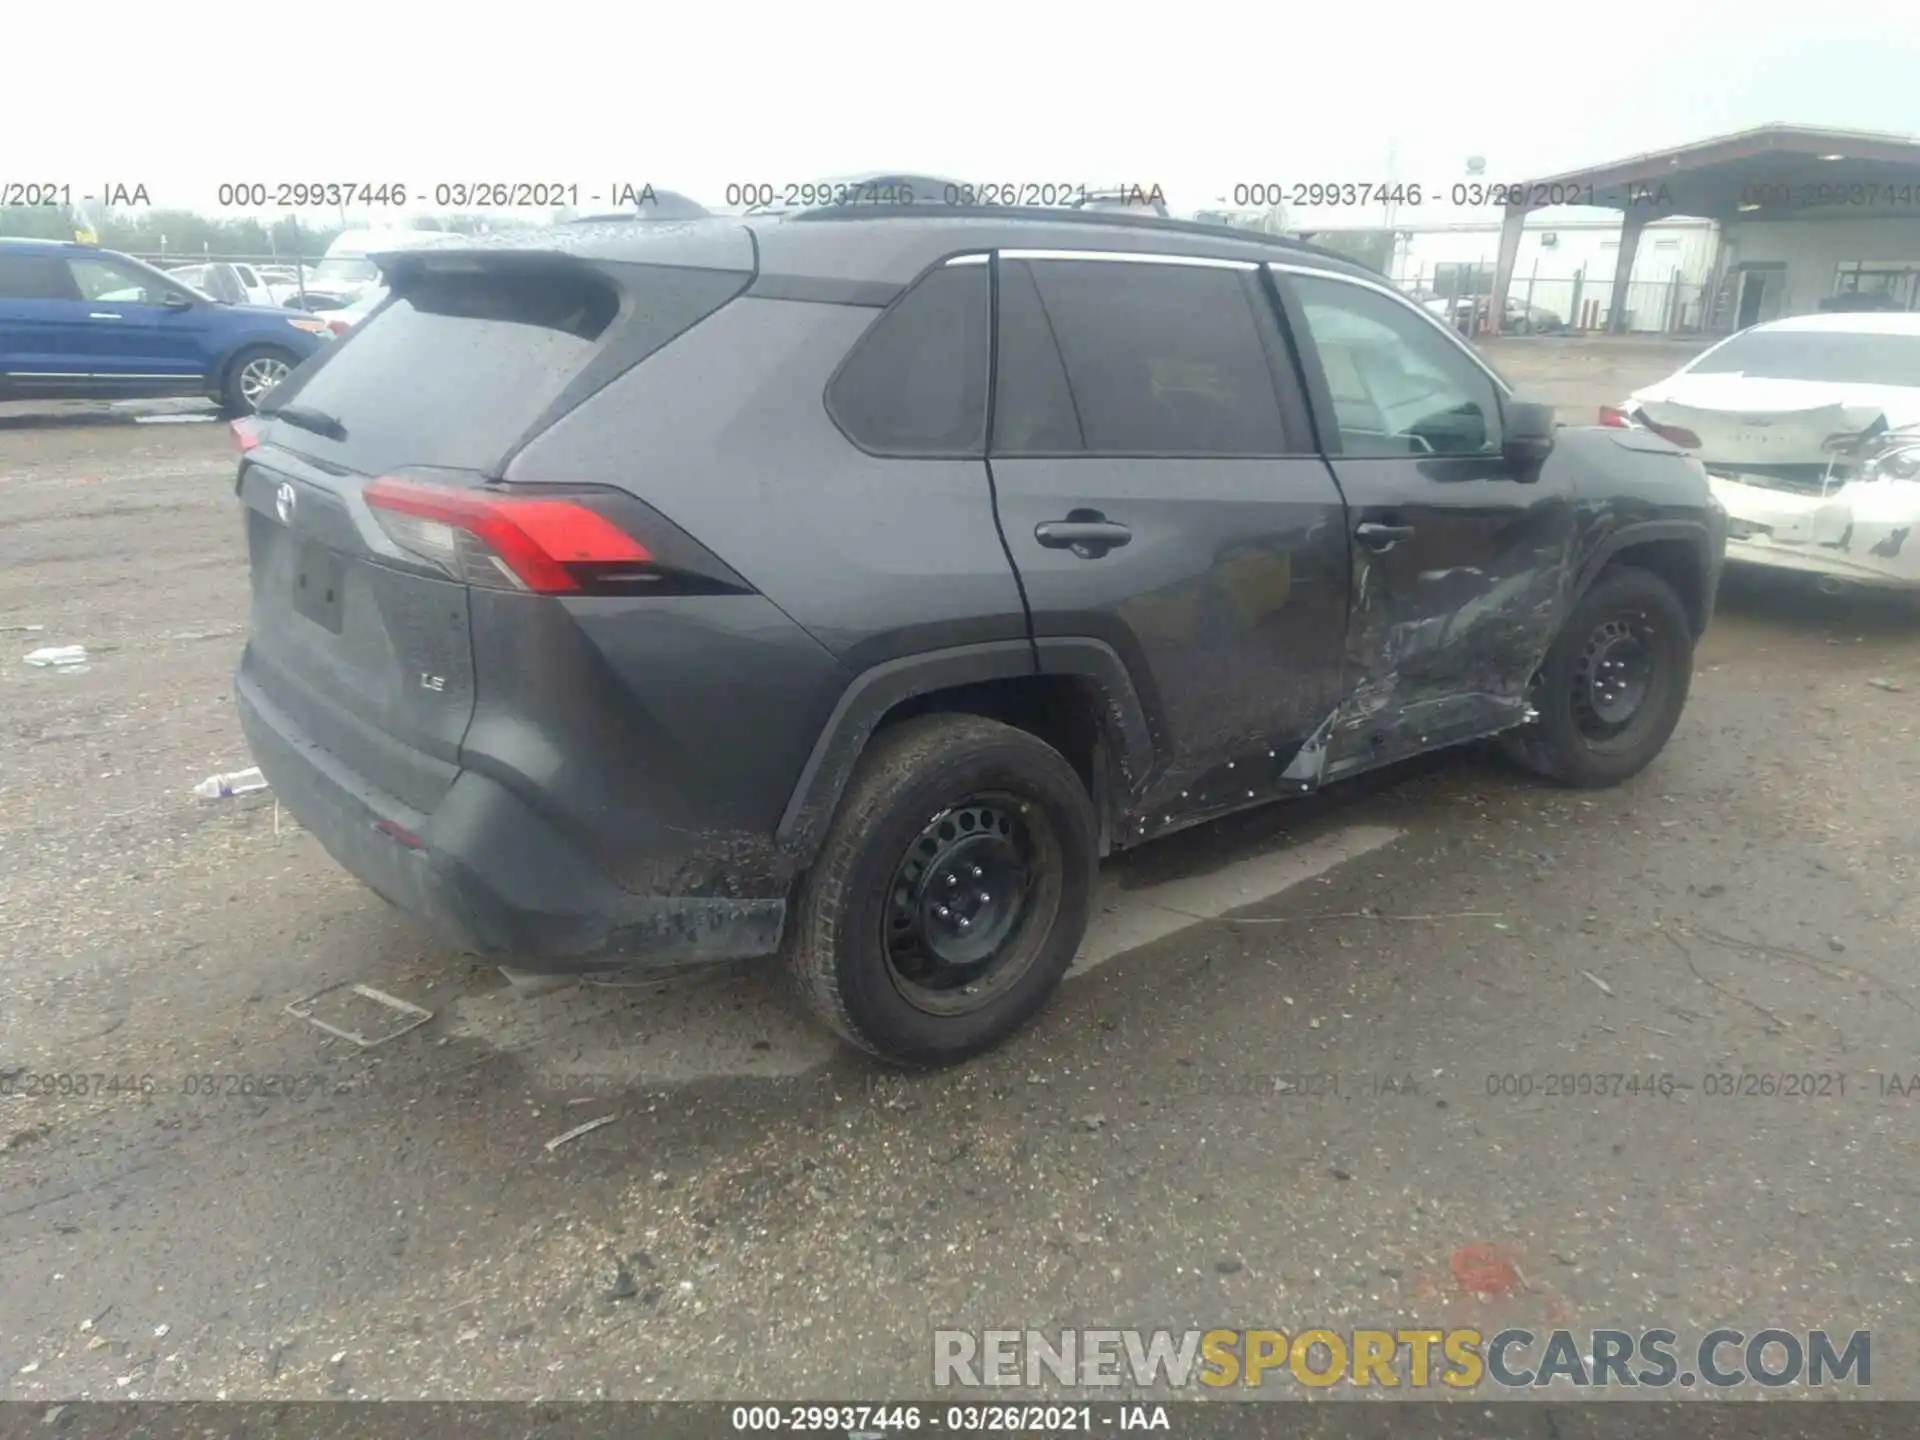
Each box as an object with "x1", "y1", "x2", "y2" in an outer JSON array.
[
  {"x1": 1503, "y1": 398, "x2": 1556, "y2": 474},
  {"x1": 157, "y1": 291, "x2": 195, "y2": 311}
]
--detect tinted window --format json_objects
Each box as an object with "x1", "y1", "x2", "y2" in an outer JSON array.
[
  {"x1": 1687, "y1": 330, "x2": 1920, "y2": 386},
  {"x1": 271, "y1": 262, "x2": 740, "y2": 475},
  {"x1": 993, "y1": 260, "x2": 1083, "y2": 453},
  {"x1": 1022, "y1": 260, "x2": 1288, "y2": 456},
  {"x1": 1288, "y1": 274, "x2": 1502, "y2": 457},
  {"x1": 827, "y1": 263, "x2": 988, "y2": 456},
  {"x1": 0, "y1": 253, "x2": 71, "y2": 300}
]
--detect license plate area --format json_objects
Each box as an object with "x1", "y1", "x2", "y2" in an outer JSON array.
[{"x1": 293, "y1": 539, "x2": 346, "y2": 633}]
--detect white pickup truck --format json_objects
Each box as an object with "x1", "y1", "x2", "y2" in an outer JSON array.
[{"x1": 163, "y1": 261, "x2": 304, "y2": 309}]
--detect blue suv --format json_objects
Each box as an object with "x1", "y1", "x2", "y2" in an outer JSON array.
[{"x1": 0, "y1": 238, "x2": 330, "y2": 414}]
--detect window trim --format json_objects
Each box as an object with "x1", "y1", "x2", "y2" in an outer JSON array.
[
  {"x1": 1001, "y1": 248, "x2": 1259, "y2": 273},
  {"x1": 1271, "y1": 264, "x2": 1510, "y2": 459},
  {"x1": 987, "y1": 251, "x2": 1316, "y2": 460}
]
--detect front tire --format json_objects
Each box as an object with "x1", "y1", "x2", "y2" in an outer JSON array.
[
  {"x1": 220, "y1": 346, "x2": 297, "y2": 416},
  {"x1": 1501, "y1": 565, "x2": 1694, "y2": 788},
  {"x1": 785, "y1": 714, "x2": 1097, "y2": 1067}
]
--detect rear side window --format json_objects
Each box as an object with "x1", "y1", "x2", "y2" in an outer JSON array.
[
  {"x1": 993, "y1": 260, "x2": 1084, "y2": 453},
  {"x1": 1015, "y1": 259, "x2": 1289, "y2": 457},
  {"x1": 0, "y1": 253, "x2": 72, "y2": 300},
  {"x1": 827, "y1": 263, "x2": 989, "y2": 456},
  {"x1": 274, "y1": 262, "x2": 743, "y2": 475}
]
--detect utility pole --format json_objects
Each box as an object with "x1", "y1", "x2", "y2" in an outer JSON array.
[{"x1": 1383, "y1": 137, "x2": 1401, "y2": 232}]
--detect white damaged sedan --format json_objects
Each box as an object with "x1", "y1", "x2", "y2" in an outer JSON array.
[{"x1": 1607, "y1": 312, "x2": 1920, "y2": 591}]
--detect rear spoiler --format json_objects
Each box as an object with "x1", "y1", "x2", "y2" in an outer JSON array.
[{"x1": 371, "y1": 219, "x2": 756, "y2": 281}]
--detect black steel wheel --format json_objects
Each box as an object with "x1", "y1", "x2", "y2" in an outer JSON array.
[
  {"x1": 785, "y1": 714, "x2": 1096, "y2": 1066},
  {"x1": 881, "y1": 794, "x2": 1061, "y2": 1017},
  {"x1": 1572, "y1": 614, "x2": 1658, "y2": 742},
  {"x1": 1502, "y1": 565, "x2": 1693, "y2": 788}
]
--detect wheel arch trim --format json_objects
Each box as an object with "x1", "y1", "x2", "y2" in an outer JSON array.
[
  {"x1": 1574, "y1": 518, "x2": 1717, "y2": 633},
  {"x1": 776, "y1": 638, "x2": 1156, "y2": 861}
]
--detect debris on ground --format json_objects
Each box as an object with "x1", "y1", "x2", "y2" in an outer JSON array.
[
  {"x1": 543, "y1": 1115, "x2": 618, "y2": 1153},
  {"x1": 1581, "y1": 969, "x2": 1614, "y2": 996},
  {"x1": 1865, "y1": 677, "x2": 1905, "y2": 693},
  {"x1": 192, "y1": 766, "x2": 268, "y2": 800},
  {"x1": 1450, "y1": 1241, "x2": 1520, "y2": 1296},
  {"x1": 284, "y1": 983, "x2": 434, "y2": 1048},
  {"x1": 24, "y1": 645, "x2": 87, "y2": 668},
  {"x1": 0, "y1": 624, "x2": 46, "y2": 634}
]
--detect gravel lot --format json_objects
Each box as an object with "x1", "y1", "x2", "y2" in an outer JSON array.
[{"x1": 2, "y1": 342, "x2": 1917, "y2": 1404}]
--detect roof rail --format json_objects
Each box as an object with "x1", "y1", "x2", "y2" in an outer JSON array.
[{"x1": 778, "y1": 202, "x2": 1368, "y2": 268}]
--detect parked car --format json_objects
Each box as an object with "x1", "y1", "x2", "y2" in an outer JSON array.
[
  {"x1": 233, "y1": 207, "x2": 1725, "y2": 1065},
  {"x1": 0, "y1": 238, "x2": 330, "y2": 413},
  {"x1": 298, "y1": 228, "x2": 459, "y2": 310},
  {"x1": 1504, "y1": 298, "x2": 1566, "y2": 334},
  {"x1": 165, "y1": 260, "x2": 301, "y2": 309},
  {"x1": 312, "y1": 285, "x2": 386, "y2": 337},
  {"x1": 1414, "y1": 292, "x2": 1563, "y2": 335},
  {"x1": 1607, "y1": 311, "x2": 1920, "y2": 591}
]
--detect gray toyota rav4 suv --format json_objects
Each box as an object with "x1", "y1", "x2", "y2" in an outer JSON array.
[{"x1": 234, "y1": 201, "x2": 1726, "y2": 1065}]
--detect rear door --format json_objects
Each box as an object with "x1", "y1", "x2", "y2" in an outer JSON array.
[
  {"x1": 0, "y1": 250, "x2": 85, "y2": 384},
  {"x1": 236, "y1": 250, "x2": 752, "y2": 813},
  {"x1": 985, "y1": 251, "x2": 1352, "y2": 826},
  {"x1": 1270, "y1": 265, "x2": 1575, "y2": 772}
]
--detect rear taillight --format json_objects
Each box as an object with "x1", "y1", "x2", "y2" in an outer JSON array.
[
  {"x1": 365, "y1": 478, "x2": 648, "y2": 592},
  {"x1": 1645, "y1": 420, "x2": 1702, "y2": 449},
  {"x1": 232, "y1": 416, "x2": 263, "y2": 452},
  {"x1": 363, "y1": 478, "x2": 748, "y2": 596},
  {"x1": 1600, "y1": 405, "x2": 1700, "y2": 449},
  {"x1": 327, "y1": 319, "x2": 351, "y2": 337}
]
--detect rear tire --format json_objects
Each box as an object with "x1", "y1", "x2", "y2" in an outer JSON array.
[
  {"x1": 784, "y1": 714, "x2": 1097, "y2": 1067},
  {"x1": 220, "y1": 346, "x2": 297, "y2": 416},
  {"x1": 1501, "y1": 565, "x2": 1693, "y2": 788}
]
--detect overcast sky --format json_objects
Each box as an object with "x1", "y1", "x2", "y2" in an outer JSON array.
[{"x1": 8, "y1": 0, "x2": 1918, "y2": 226}]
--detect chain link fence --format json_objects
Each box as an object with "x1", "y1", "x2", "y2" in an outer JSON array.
[{"x1": 1387, "y1": 262, "x2": 1718, "y2": 337}]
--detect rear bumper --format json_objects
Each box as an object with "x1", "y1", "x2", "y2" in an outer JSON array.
[
  {"x1": 236, "y1": 666, "x2": 785, "y2": 970},
  {"x1": 1710, "y1": 474, "x2": 1920, "y2": 591}
]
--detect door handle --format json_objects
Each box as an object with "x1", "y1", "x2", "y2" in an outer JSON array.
[
  {"x1": 89, "y1": 312, "x2": 123, "y2": 320},
  {"x1": 1355, "y1": 521, "x2": 1416, "y2": 552},
  {"x1": 1035, "y1": 516, "x2": 1132, "y2": 557}
]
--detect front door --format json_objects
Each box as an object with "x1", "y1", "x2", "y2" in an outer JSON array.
[
  {"x1": 61, "y1": 253, "x2": 205, "y2": 389},
  {"x1": 1271, "y1": 265, "x2": 1575, "y2": 778},
  {"x1": 985, "y1": 251, "x2": 1352, "y2": 833}
]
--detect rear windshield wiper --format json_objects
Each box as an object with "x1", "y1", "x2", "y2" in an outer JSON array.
[{"x1": 261, "y1": 404, "x2": 349, "y2": 441}]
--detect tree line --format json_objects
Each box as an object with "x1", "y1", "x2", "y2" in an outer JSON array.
[{"x1": 0, "y1": 207, "x2": 503, "y2": 260}]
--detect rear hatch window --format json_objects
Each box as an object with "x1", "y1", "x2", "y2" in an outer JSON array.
[{"x1": 268, "y1": 253, "x2": 750, "y2": 476}]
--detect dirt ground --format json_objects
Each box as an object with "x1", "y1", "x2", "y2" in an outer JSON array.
[{"x1": 2, "y1": 341, "x2": 1918, "y2": 1405}]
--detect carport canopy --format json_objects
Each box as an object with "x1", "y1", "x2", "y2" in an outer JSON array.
[{"x1": 1488, "y1": 124, "x2": 1920, "y2": 334}]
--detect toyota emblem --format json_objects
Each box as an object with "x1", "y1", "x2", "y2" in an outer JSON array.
[{"x1": 274, "y1": 481, "x2": 297, "y2": 525}]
